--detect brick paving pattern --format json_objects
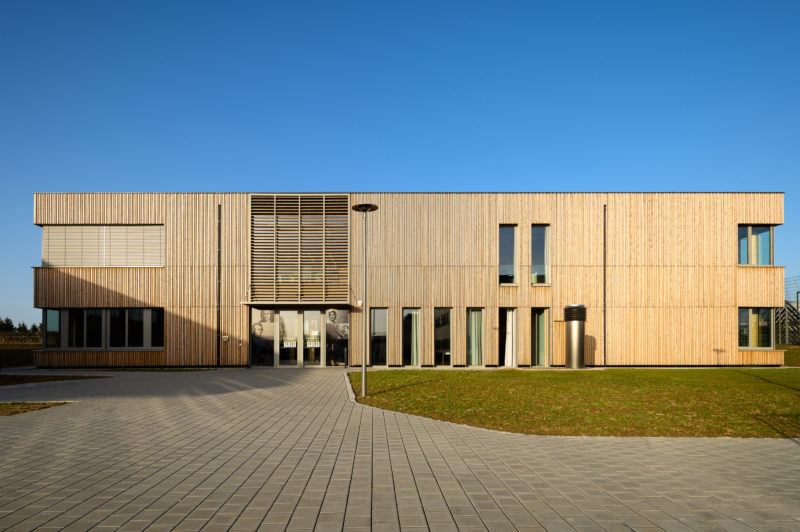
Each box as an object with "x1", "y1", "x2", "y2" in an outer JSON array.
[{"x1": 0, "y1": 368, "x2": 797, "y2": 531}]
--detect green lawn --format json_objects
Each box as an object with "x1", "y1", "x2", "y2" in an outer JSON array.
[
  {"x1": 779, "y1": 345, "x2": 800, "y2": 367},
  {"x1": 349, "y1": 368, "x2": 800, "y2": 438},
  {"x1": 0, "y1": 402, "x2": 68, "y2": 416}
]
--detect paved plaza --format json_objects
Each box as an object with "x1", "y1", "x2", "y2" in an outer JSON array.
[{"x1": 0, "y1": 368, "x2": 798, "y2": 531}]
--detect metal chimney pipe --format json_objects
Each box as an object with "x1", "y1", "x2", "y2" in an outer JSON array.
[{"x1": 564, "y1": 305, "x2": 586, "y2": 369}]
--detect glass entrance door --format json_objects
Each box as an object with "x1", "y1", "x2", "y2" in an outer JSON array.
[
  {"x1": 251, "y1": 307, "x2": 350, "y2": 367},
  {"x1": 303, "y1": 311, "x2": 322, "y2": 366},
  {"x1": 279, "y1": 310, "x2": 299, "y2": 365}
]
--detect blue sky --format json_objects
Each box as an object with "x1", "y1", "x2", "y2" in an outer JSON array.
[{"x1": 1, "y1": 1, "x2": 798, "y2": 325}]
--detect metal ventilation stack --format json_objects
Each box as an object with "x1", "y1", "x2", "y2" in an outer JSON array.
[{"x1": 564, "y1": 305, "x2": 586, "y2": 369}]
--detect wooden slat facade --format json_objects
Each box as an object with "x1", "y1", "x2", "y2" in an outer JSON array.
[
  {"x1": 347, "y1": 192, "x2": 784, "y2": 367},
  {"x1": 32, "y1": 192, "x2": 784, "y2": 367}
]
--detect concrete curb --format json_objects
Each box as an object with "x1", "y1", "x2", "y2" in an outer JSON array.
[{"x1": 343, "y1": 372, "x2": 356, "y2": 403}]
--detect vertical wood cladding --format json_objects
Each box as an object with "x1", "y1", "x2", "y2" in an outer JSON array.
[
  {"x1": 33, "y1": 192, "x2": 783, "y2": 367},
  {"x1": 348, "y1": 193, "x2": 784, "y2": 367},
  {"x1": 34, "y1": 193, "x2": 250, "y2": 367},
  {"x1": 249, "y1": 194, "x2": 349, "y2": 303}
]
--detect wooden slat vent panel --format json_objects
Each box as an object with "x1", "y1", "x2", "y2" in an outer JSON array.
[{"x1": 250, "y1": 194, "x2": 349, "y2": 302}]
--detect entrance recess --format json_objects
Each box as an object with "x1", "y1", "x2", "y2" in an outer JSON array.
[{"x1": 250, "y1": 308, "x2": 349, "y2": 367}]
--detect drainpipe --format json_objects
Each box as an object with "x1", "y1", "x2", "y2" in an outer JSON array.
[
  {"x1": 217, "y1": 204, "x2": 222, "y2": 367},
  {"x1": 603, "y1": 203, "x2": 607, "y2": 366}
]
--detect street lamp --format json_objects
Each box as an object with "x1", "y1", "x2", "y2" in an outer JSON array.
[{"x1": 352, "y1": 203, "x2": 378, "y2": 397}]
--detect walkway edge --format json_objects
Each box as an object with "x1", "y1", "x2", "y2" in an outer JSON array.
[{"x1": 343, "y1": 372, "x2": 356, "y2": 403}]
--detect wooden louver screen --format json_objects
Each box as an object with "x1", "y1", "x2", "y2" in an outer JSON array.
[
  {"x1": 250, "y1": 194, "x2": 349, "y2": 302},
  {"x1": 42, "y1": 225, "x2": 164, "y2": 267}
]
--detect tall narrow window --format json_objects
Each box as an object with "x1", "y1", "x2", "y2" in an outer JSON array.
[
  {"x1": 531, "y1": 308, "x2": 547, "y2": 366},
  {"x1": 466, "y1": 309, "x2": 483, "y2": 366},
  {"x1": 499, "y1": 225, "x2": 516, "y2": 284},
  {"x1": 738, "y1": 225, "x2": 773, "y2": 265},
  {"x1": 738, "y1": 308, "x2": 773, "y2": 348},
  {"x1": 402, "y1": 309, "x2": 420, "y2": 366},
  {"x1": 151, "y1": 309, "x2": 164, "y2": 348},
  {"x1": 45, "y1": 309, "x2": 60, "y2": 348},
  {"x1": 109, "y1": 310, "x2": 126, "y2": 348},
  {"x1": 531, "y1": 225, "x2": 549, "y2": 284},
  {"x1": 370, "y1": 308, "x2": 387, "y2": 366},
  {"x1": 434, "y1": 308, "x2": 451, "y2": 366},
  {"x1": 67, "y1": 309, "x2": 85, "y2": 348},
  {"x1": 127, "y1": 309, "x2": 144, "y2": 348},
  {"x1": 86, "y1": 310, "x2": 103, "y2": 348}
]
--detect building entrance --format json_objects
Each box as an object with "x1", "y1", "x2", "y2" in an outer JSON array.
[{"x1": 250, "y1": 308, "x2": 349, "y2": 367}]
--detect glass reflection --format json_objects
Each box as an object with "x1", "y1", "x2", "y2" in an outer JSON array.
[{"x1": 279, "y1": 310, "x2": 298, "y2": 365}]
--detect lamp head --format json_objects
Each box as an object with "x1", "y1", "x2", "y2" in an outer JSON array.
[{"x1": 352, "y1": 203, "x2": 378, "y2": 213}]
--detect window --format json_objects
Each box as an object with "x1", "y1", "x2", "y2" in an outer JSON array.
[
  {"x1": 499, "y1": 225, "x2": 516, "y2": 284},
  {"x1": 110, "y1": 309, "x2": 126, "y2": 348},
  {"x1": 370, "y1": 308, "x2": 387, "y2": 366},
  {"x1": 86, "y1": 310, "x2": 103, "y2": 348},
  {"x1": 738, "y1": 225, "x2": 773, "y2": 265},
  {"x1": 402, "y1": 308, "x2": 420, "y2": 366},
  {"x1": 41, "y1": 225, "x2": 164, "y2": 267},
  {"x1": 531, "y1": 225, "x2": 549, "y2": 284},
  {"x1": 43, "y1": 308, "x2": 165, "y2": 350},
  {"x1": 67, "y1": 309, "x2": 84, "y2": 347},
  {"x1": 434, "y1": 308, "x2": 451, "y2": 366},
  {"x1": 45, "y1": 309, "x2": 60, "y2": 348},
  {"x1": 151, "y1": 309, "x2": 164, "y2": 348},
  {"x1": 466, "y1": 308, "x2": 483, "y2": 366},
  {"x1": 738, "y1": 308, "x2": 773, "y2": 349},
  {"x1": 127, "y1": 309, "x2": 144, "y2": 348}
]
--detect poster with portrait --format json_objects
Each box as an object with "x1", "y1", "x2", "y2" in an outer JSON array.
[
  {"x1": 250, "y1": 308, "x2": 275, "y2": 365},
  {"x1": 325, "y1": 308, "x2": 349, "y2": 365}
]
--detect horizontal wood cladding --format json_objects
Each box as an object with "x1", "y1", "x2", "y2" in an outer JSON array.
[
  {"x1": 250, "y1": 194, "x2": 349, "y2": 303},
  {"x1": 736, "y1": 266, "x2": 784, "y2": 308},
  {"x1": 348, "y1": 192, "x2": 784, "y2": 367},
  {"x1": 34, "y1": 267, "x2": 163, "y2": 308}
]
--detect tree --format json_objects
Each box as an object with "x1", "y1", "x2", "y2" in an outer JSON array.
[
  {"x1": 30, "y1": 323, "x2": 40, "y2": 334},
  {"x1": 1, "y1": 317, "x2": 13, "y2": 332},
  {"x1": 16, "y1": 322, "x2": 28, "y2": 334}
]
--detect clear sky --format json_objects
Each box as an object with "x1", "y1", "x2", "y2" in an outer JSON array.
[{"x1": 1, "y1": 1, "x2": 798, "y2": 325}]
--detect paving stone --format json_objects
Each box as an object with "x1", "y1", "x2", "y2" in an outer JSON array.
[{"x1": 0, "y1": 367, "x2": 796, "y2": 531}]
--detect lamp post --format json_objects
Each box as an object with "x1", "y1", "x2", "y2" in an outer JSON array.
[{"x1": 352, "y1": 203, "x2": 378, "y2": 397}]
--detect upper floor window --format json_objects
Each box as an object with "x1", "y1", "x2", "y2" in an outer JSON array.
[
  {"x1": 531, "y1": 225, "x2": 549, "y2": 284},
  {"x1": 42, "y1": 225, "x2": 164, "y2": 267},
  {"x1": 499, "y1": 225, "x2": 516, "y2": 284},
  {"x1": 738, "y1": 225, "x2": 772, "y2": 265}
]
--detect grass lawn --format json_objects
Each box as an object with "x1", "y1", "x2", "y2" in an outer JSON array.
[
  {"x1": 0, "y1": 375, "x2": 108, "y2": 386},
  {"x1": 0, "y1": 402, "x2": 68, "y2": 416},
  {"x1": 779, "y1": 345, "x2": 800, "y2": 367},
  {"x1": 0, "y1": 343, "x2": 39, "y2": 350},
  {"x1": 349, "y1": 368, "x2": 800, "y2": 438}
]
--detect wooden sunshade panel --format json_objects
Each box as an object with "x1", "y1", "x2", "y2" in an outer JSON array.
[{"x1": 250, "y1": 194, "x2": 349, "y2": 303}]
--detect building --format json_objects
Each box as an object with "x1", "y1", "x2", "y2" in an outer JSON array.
[{"x1": 33, "y1": 192, "x2": 784, "y2": 368}]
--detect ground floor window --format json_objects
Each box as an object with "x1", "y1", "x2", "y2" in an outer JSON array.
[
  {"x1": 370, "y1": 308, "x2": 388, "y2": 366},
  {"x1": 466, "y1": 308, "x2": 483, "y2": 366},
  {"x1": 402, "y1": 308, "x2": 420, "y2": 366},
  {"x1": 738, "y1": 308, "x2": 773, "y2": 348},
  {"x1": 43, "y1": 308, "x2": 164, "y2": 350},
  {"x1": 434, "y1": 308, "x2": 451, "y2": 366},
  {"x1": 531, "y1": 308, "x2": 547, "y2": 366},
  {"x1": 498, "y1": 308, "x2": 516, "y2": 367}
]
